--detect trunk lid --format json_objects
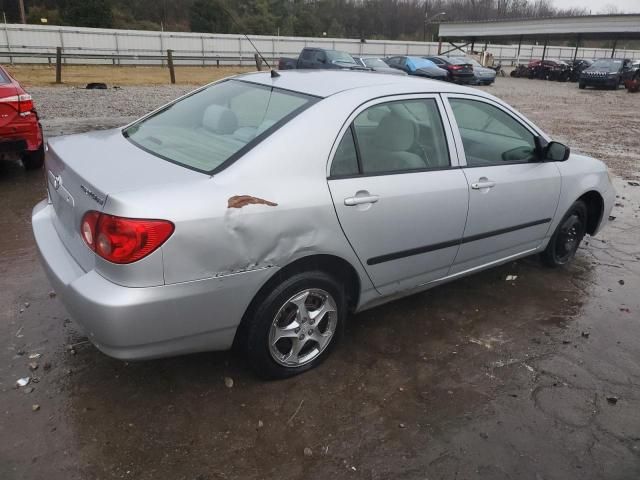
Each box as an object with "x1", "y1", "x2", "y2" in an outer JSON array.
[
  {"x1": 457, "y1": 64, "x2": 474, "y2": 74},
  {"x1": 46, "y1": 128, "x2": 205, "y2": 271}
]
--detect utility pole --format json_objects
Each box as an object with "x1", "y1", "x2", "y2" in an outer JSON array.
[{"x1": 18, "y1": 0, "x2": 26, "y2": 24}]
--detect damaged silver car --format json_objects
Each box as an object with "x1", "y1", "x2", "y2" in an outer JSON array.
[{"x1": 33, "y1": 70, "x2": 615, "y2": 378}]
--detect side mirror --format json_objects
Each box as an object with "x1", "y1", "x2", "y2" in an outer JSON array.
[{"x1": 544, "y1": 141, "x2": 570, "y2": 162}]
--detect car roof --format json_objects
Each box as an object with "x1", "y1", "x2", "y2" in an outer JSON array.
[{"x1": 237, "y1": 70, "x2": 473, "y2": 98}]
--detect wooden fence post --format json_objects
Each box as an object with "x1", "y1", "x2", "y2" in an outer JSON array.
[
  {"x1": 55, "y1": 47, "x2": 62, "y2": 84},
  {"x1": 167, "y1": 49, "x2": 176, "y2": 84},
  {"x1": 254, "y1": 53, "x2": 263, "y2": 71}
]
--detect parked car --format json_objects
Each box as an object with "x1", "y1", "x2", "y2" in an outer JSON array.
[
  {"x1": 568, "y1": 59, "x2": 594, "y2": 82},
  {"x1": 529, "y1": 59, "x2": 565, "y2": 80},
  {"x1": 455, "y1": 57, "x2": 496, "y2": 85},
  {"x1": 353, "y1": 56, "x2": 406, "y2": 76},
  {"x1": 384, "y1": 56, "x2": 447, "y2": 80},
  {"x1": 0, "y1": 65, "x2": 44, "y2": 170},
  {"x1": 579, "y1": 58, "x2": 634, "y2": 89},
  {"x1": 424, "y1": 56, "x2": 475, "y2": 84},
  {"x1": 547, "y1": 60, "x2": 571, "y2": 81},
  {"x1": 278, "y1": 47, "x2": 366, "y2": 71},
  {"x1": 33, "y1": 71, "x2": 615, "y2": 378}
]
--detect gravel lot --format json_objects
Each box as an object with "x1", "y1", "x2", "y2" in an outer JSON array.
[{"x1": 1, "y1": 77, "x2": 639, "y2": 480}]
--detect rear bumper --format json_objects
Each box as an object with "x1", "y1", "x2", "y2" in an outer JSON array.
[
  {"x1": 0, "y1": 114, "x2": 42, "y2": 152},
  {"x1": 32, "y1": 200, "x2": 276, "y2": 360},
  {"x1": 451, "y1": 74, "x2": 475, "y2": 84}
]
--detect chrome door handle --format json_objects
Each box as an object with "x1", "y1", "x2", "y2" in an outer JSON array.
[
  {"x1": 344, "y1": 194, "x2": 379, "y2": 206},
  {"x1": 471, "y1": 180, "x2": 496, "y2": 190}
]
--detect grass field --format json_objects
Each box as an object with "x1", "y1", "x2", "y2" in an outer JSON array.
[{"x1": 5, "y1": 64, "x2": 257, "y2": 87}]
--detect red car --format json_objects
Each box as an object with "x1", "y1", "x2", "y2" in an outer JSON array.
[{"x1": 0, "y1": 65, "x2": 44, "y2": 170}]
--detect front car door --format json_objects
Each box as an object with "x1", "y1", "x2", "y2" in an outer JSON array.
[
  {"x1": 443, "y1": 94, "x2": 562, "y2": 274},
  {"x1": 327, "y1": 95, "x2": 469, "y2": 295}
]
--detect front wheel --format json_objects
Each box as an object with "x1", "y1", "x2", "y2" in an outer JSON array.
[
  {"x1": 243, "y1": 271, "x2": 346, "y2": 379},
  {"x1": 542, "y1": 200, "x2": 588, "y2": 267}
]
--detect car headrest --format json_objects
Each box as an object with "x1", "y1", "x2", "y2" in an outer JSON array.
[
  {"x1": 366, "y1": 107, "x2": 387, "y2": 123},
  {"x1": 202, "y1": 105, "x2": 238, "y2": 134},
  {"x1": 373, "y1": 114, "x2": 415, "y2": 151}
]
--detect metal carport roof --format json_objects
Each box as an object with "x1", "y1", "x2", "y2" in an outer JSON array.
[{"x1": 438, "y1": 14, "x2": 640, "y2": 41}]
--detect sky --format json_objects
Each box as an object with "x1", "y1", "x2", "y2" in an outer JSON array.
[{"x1": 551, "y1": 0, "x2": 640, "y2": 13}]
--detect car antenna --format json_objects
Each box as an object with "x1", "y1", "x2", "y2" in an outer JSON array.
[{"x1": 219, "y1": 3, "x2": 280, "y2": 78}]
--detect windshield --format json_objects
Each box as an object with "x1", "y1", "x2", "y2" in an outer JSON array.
[
  {"x1": 124, "y1": 80, "x2": 315, "y2": 174},
  {"x1": 327, "y1": 50, "x2": 357, "y2": 65},
  {"x1": 363, "y1": 58, "x2": 388, "y2": 68},
  {"x1": 406, "y1": 57, "x2": 436, "y2": 71},
  {"x1": 591, "y1": 58, "x2": 623, "y2": 70}
]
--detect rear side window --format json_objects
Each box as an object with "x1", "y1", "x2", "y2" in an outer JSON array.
[
  {"x1": 124, "y1": 80, "x2": 315, "y2": 174},
  {"x1": 0, "y1": 68, "x2": 9, "y2": 84},
  {"x1": 330, "y1": 98, "x2": 450, "y2": 176}
]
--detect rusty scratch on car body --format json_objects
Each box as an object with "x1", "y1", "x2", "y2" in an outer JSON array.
[{"x1": 228, "y1": 195, "x2": 278, "y2": 209}]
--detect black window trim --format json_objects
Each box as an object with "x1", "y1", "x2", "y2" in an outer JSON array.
[
  {"x1": 328, "y1": 95, "x2": 455, "y2": 180},
  {"x1": 123, "y1": 78, "x2": 320, "y2": 176}
]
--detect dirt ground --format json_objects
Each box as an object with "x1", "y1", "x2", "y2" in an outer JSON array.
[
  {"x1": 1, "y1": 76, "x2": 639, "y2": 480},
  {"x1": 5, "y1": 64, "x2": 256, "y2": 87}
]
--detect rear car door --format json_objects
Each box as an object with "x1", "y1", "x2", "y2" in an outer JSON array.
[
  {"x1": 443, "y1": 94, "x2": 561, "y2": 274},
  {"x1": 327, "y1": 95, "x2": 469, "y2": 295}
]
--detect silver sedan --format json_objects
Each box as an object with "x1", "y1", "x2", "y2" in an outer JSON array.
[{"x1": 33, "y1": 71, "x2": 615, "y2": 378}]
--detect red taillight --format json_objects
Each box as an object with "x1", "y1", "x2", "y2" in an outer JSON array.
[
  {"x1": 81, "y1": 211, "x2": 174, "y2": 264},
  {"x1": 0, "y1": 93, "x2": 34, "y2": 114},
  {"x1": 449, "y1": 65, "x2": 463, "y2": 70}
]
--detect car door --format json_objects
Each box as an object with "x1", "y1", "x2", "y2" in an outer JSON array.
[
  {"x1": 443, "y1": 94, "x2": 562, "y2": 274},
  {"x1": 327, "y1": 95, "x2": 469, "y2": 295}
]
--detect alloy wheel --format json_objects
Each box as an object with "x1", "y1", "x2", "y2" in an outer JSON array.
[{"x1": 268, "y1": 288, "x2": 338, "y2": 367}]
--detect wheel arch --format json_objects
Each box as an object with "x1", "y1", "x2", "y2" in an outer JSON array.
[
  {"x1": 577, "y1": 190, "x2": 604, "y2": 235},
  {"x1": 233, "y1": 253, "x2": 361, "y2": 348}
]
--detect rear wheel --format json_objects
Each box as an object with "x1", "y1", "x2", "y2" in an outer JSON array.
[
  {"x1": 243, "y1": 271, "x2": 346, "y2": 379},
  {"x1": 542, "y1": 200, "x2": 588, "y2": 267},
  {"x1": 21, "y1": 144, "x2": 45, "y2": 170}
]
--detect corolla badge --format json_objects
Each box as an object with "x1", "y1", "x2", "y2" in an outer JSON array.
[{"x1": 80, "y1": 185, "x2": 105, "y2": 206}]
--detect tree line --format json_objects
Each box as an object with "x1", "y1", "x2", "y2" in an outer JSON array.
[{"x1": 1, "y1": 0, "x2": 590, "y2": 40}]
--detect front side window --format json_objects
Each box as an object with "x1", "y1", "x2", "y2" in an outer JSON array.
[
  {"x1": 330, "y1": 98, "x2": 450, "y2": 176},
  {"x1": 124, "y1": 80, "x2": 314, "y2": 173},
  {"x1": 449, "y1": 98, "x2": 537, "y2": 166}
]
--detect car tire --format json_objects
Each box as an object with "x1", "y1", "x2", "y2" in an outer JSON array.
[
  {"x1": 21, "y1": 144, "x2": 45, "y2": 170},
  {"x1": 579, "y1": 82, "x2": 586, "y2": 89},
  {"x1": 243, "y1": 270, "x2": 346, "y2": 379},
  {"x1": 541, "y1": 200, "x2": 588, "y2": 268}
]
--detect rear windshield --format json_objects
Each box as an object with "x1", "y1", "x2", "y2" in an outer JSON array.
[
  {"x1": 446, "y1": 57, "x2": 469, "y2": 65},
  {"x1": 123, "y1": 80, "x2": 315, "y2": 174},
  {"x1": 363, "y1": 58, "x2": 388, "y2": 68}
]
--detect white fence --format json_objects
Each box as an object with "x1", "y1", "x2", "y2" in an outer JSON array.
[{"x1": 2, "y1": 23, "x2": 640, "y2": 65}]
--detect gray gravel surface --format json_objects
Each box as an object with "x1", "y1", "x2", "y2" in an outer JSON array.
[{"x1": 31, "y1": 85, "x2": 192, "y2": 137}]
